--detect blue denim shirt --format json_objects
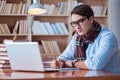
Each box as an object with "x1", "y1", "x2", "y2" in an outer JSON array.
[{"x1": 58, "y1": 27, "x2": 120, "y2": 73}]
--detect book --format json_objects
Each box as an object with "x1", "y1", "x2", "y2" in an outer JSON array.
[
  {"x1": 0, "y1": 44, "x2": 6, "y2": 51},
  {"x1": 60, "y1": 22, "x2": 69, "y2": 34},
  {"x1": 18, "y1": 1, "x2": 22, "y2": 14},
  {"x1": 3, "y1": 3, "x2": 12, "y2": 14},
  {"x1": 0, "y1": 52, "x2": 8, "y2": 56},
  {"x1": 41, "y1": 40, "x2": 60, "y2": 54},
  {"x1": 0, "y1": 64, "x2": 11, "y2": 68},
  {"x1": 41, "y1": 40, "x2": 50, "y2": 54},
  {"x1": 48, "y1": 4, "x2": 55, "y2": 15},
  {"x1": 44, "y1": 22, "x2": 55, "y2": 35},
  {"x1": 0, "y1": 71, "x2": 11, "y2": 79},
  {"x1": 21, "y1": 3, "x2": 26, "y2": 14},
  {"x1": 0, "y1": 56, "x2": 9, "y2": 60},
  {"x1": 13, "y1": 21, "x2": 19, "y2": 34},
  {"x1": 0, "y1": 24, "x2": 5, "y2": 34},
  {"x1": 51, "y1": 23, "x2": 60, "y2": 34},
  {"x1": 0, "y1": 60, "x2": 9, "y2": 64},
  {"x1": 0, "y1": 0, "x2": 3, "y2": 13},
  {"x1": 57, "y1": 2, "x2": 64, "y2": 14},
  {"x1": 0, "y1": 0, "x2": 6, "y2": 14},
  {"x1": 13, "y1": 21, "x2": 19, "y2": 40},
  {"x1": 52, "y1": 41, "x2": 61, "y2": 54},
  {"x1": 39, "y1": 45, "x2": 45, "y2": 54},
  {"x1": 32, "y1": 21, "x2": 44, "y2": 34},
  {"x1": 0, "y1": 68, "x2": 11, "y2": 72},
  {"x1": 101, "y1": 6, "x2": 108, "y2": 15},
  {"x1": 52, "y1": 6, "x2": 59, "y2": 14},
  {"x1": 55, "y1": 22, "x2": 64, "y2": 34},
  {"x1": 2, "y1": 24, "x2": 11, "y2": 34}
]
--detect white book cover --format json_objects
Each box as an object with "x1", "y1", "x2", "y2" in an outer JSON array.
[
  {"x1": 32, "y1": 21, "x2": 43, "y2": 34},
  {"x1": 57, "y1": 2, "x2": 63, "y2": 14},
  {"x1": 55, "y1": 22, "x2": 64, "y2": 34},
  {"x1": 51, "y1": 23, "x2": 60, "y2": 34},
  {"x1": 60, "y1": 22, "x2": 69, "y2": 34},
  {"x1": 73, "y1": 0, "x2": 78, "y2": 8},
  {"x1": 48, "y1": 4, "x2": 55, "y2": 15},
  {"x1": 44, "y1": 22, "x2": 55, "y2": 34},
  {"x1": 43, "y1": 4, "x2": 49, "y2": 14},
  {"x1": 39, "y1": 22, "x2": 49, "y2": 34}
]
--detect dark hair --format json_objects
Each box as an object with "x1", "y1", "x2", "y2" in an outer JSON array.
[{"x1": 71, "y1": 4, "x2": 94, "y2": 19}]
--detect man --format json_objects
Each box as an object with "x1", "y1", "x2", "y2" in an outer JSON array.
[{"x1": 51, "y1": 4, "x2": 119, "y2": 73}]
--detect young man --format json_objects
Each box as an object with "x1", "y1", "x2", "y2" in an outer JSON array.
[{"x1": 51, "y1": 4, "x2": 120, "y2": 73}]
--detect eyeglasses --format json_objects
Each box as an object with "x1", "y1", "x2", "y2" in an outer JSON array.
[{"x1": 70, "y1": 18, "x2": 87, "y2": 27}]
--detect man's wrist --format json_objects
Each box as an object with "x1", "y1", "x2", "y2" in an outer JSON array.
[
  {"x1": 72, "y1": 59, "x2": 78, "y2": 67},
  {"x1": 57, "y1": 58, "x2": 65, "y2": 68}
]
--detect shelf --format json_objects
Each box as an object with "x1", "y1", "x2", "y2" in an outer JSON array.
[{"x1": 0, "y1": 14, "x2": 27, "y2": 16}]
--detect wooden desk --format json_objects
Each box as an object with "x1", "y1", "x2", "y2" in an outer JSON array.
[
  {"x1": 0, "y1": 69, "x2": 120, "y2": 80},
  {"x1": 0, "y1": 44, "x2": 120, "y2": 80}
]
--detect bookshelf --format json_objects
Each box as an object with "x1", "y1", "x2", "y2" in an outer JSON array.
[
  {"x1": 0, "y1": 0, "x2": 28, "y2": 42},
  {"x1": 30, "y1": 0, "x2": 72, "y2": 58},
  {"x1": 0, "y1": 0, "x2": 110, "y2": 58}
]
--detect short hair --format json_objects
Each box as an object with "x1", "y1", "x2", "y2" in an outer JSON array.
[{"x1": 71, "y1": 4, "x2": 94, "y2": 19}]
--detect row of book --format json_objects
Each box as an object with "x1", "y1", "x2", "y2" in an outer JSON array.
[
  {"x1": 41, "y1": 40, "x2": 61, "y2": 54},
  {"x1": 32, "y1": 21, "x2": 69, "y2": 35},
  {"x1": 0, "y1": 20, "x2": 69, "y2": 35},
  {"x1": 43, "y1": 1, "x2": 70, "y2": 15},
  {"x1": 0, "y1": 20, "x2": 28, "y2": 35},
  {"x1": 0, "y1": 0, "x2": 70, "y2": 15},
  {"x1": 91, "y1": 5, "x2": 108, "y2": 16},
  {"x1": 14, "y1": 20, "x2": 28, "y2": 35},
  {"x1": 0, "y1": 0, "x2": 27, "y2": 14},
  {"x1": 72, "y1": 0, "x2": 108, "y2": 16}
]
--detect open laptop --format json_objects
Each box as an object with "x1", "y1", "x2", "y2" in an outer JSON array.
[{"x1": 5, "y1": 41, "x2": 60, "y2": 72}]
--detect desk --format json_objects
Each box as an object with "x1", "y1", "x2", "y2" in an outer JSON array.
[
  {"x1": 0, "y1": 69, "x2": 120, "y2": 80},
  {"x1": 0, "y1": 44, "x2": 120, "y2": 80}
]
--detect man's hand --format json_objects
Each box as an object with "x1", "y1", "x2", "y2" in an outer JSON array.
[
  {"x1": 50, "y1": 59, "x2": 65, "y2": 69},
  {"x1": 65, "y1": 60, "x2": 73, "y2": 67}
]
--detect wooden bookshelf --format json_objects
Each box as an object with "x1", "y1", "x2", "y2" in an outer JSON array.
[
  {"x1": 0, "y1": 0, "x2": 28, "y2": 42},
  {"x1": 30, "y1": 0, "x2": 72, "y2": 58},
  {"x1": 0, "y1": 0, "x2": 110, "y2": 58}
]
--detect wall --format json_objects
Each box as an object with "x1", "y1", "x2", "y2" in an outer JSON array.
[{"x1": 109, "y1": 0, "x2": 120, "y2": 46}]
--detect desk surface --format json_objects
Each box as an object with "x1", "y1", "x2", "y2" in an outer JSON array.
[
  {"x1": 0, "y1": 45, "x2": 120, "y2": 80},
  {"x1": 0, "y1": 69, "x2": 120, "y2": 80}
]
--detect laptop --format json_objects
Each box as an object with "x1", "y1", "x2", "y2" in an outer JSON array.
[{"x1": 5, "y1": 41, "x2": 60, "y2": 72}]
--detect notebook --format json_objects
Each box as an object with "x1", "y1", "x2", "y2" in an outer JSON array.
[{"x1": 5, "y1": 42, "x2": 60, "y2": 72}]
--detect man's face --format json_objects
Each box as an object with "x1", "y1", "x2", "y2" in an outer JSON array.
[{"x1": 70, "y1": 14, "x2": 93, "y2": 36}]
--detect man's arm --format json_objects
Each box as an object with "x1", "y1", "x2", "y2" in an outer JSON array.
[{"x1": 65, "y1": 60, "x2": 89, "y2": 69}]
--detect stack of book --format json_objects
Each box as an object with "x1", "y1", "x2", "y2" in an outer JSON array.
[
  {"x1": 41, "y1": 40, "x2": 61, "y2": 55},
  {"x1": 0, "y1": 0, "x2": 27, "y2": 14},
  {"x1": 0, "y1": 44, "x2": 11, "y2": 72}
]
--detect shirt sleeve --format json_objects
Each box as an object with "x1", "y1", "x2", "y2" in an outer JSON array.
[
  {"x1": 58, "y1": 33, "x2": 77, "y2": 61},
  {"x1": 85, "y1": 31, "x2": 118, "y2": 70}
]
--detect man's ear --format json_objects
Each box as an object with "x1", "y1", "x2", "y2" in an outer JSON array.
[{"x1": 89, "y1": 16, "x2": 94, "y2": 23}]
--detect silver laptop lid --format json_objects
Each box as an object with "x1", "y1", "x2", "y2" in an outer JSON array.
[{"x1": 5, "y1": 42, "x2": 45, "y2": 71}]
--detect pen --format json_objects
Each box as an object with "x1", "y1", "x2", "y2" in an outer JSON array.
[{"x1": 56, "y1": 58, "x2": 62, "y2": 69}]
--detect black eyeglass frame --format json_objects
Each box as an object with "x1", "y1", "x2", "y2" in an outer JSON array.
[{"x1": 70, "y1": 18, "x2": 87, "y2": 27}]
